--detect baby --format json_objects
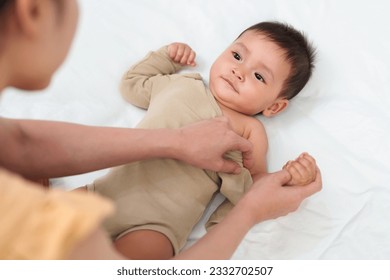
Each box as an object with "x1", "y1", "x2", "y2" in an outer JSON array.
[{"x1": 87, "y1": 21, "x2": 317, "y2": 259}]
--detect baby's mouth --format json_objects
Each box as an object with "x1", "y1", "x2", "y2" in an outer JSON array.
[{"x1": 222, "y1": 77, "x2": 238, "y2": 93}]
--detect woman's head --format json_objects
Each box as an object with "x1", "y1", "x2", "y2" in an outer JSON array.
[{"x1": 0, "y1": 0, "x2": 79, "y2": 91}]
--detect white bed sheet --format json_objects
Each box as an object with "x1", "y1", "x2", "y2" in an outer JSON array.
[{"x1": 1, "y1": 0, "x2": 390, "y2": 259}]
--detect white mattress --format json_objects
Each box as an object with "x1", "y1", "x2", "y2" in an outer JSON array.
[{"x1": 1, "y1": 0, "x2": 390, "y2": 259}]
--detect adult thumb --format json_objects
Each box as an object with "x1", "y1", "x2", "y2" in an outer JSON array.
[
  {"x1": 272, "y1": 169, "x2": 292, "y2": 186},
  {"x1": 219, "y1": 159, "x2": 242, "y2": 174}
]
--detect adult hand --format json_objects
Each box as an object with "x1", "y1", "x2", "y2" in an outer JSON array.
[
  {"x1": 239, "y1": 167, "x2": 322, "y2": 224},
  {"x1": 176, "y1": 117, "x2": 254, "y2": 174}
]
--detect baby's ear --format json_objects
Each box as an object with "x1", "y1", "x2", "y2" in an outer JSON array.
[{"x1": 262, "y1": 98, "x2": 289, "y2": 117}]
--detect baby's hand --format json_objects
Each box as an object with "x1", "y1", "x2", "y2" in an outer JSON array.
[
  {"x1": 283, "y1": 152, "x2": 317, "y2": 186},
  {"x1": 168, "y1": 42, "x2": 196, "y2": 66}
]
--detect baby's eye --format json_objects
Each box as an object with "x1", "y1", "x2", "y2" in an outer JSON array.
[
  {"x1": 232, "y1": 52, "x2": 241, "y2": 61},
  {"x1": 255, "y1": 73, "x2": 265, "y2": 83}
]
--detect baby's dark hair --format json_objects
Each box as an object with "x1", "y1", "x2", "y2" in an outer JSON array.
[{"x1": 238, "y1": 21, "x2": 316, "y2": 100}]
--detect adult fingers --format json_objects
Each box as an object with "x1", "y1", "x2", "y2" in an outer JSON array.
[
  {"x1": 229, "y1": 132, "x2": 253, "y2": 154},
  {"x1": 294, "y1": 167, "x2": 322, "y2": 198},
  {"x1": 216, "y1": 116, "x2": 253, "y2": 161},
  {"x1": 271, "y1": 169, "x2": 293, "y2": 186},
  {"x1": 231, "y1": 136, "x2": 254, "y2": 170},
  {"x1": 218, "y1": 159, "x2": 242, "y2": 174},
  {"x1": 213, "y1": 116, "x2": 231, "y2": 126}
]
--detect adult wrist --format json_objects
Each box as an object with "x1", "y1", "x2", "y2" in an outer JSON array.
[
  {"x1": 235, "y1": 195, "x2": 265, "y2": 227},
  {"x1": 153, "y1": 128, "x2": 183, "y2": 161}
]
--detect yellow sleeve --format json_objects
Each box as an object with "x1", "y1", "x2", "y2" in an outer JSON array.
[{"x1": 0, "y1": 169, "x2": 114, "y2": 259}]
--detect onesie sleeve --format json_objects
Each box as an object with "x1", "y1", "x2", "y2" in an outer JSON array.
[
  {"x1": 0, "y1": 169, "x2": 114, "y2": 259},
  {"x1": 120, "y1": 46, "x2": 183, "y2": 109},
  {"x1": 205, "y1": 151, "x2": 253, "y2": 230}
]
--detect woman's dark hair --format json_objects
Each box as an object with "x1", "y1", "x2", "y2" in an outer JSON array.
[
  {"x1": 0, "y1": 0, "x2": 13, "y2": 16},
  {"x1": 0, "y1": 0, "x2": 63, "y2": 11},
  {"x1": 0, "y1": 0, "x2": 14, "y2": 15},
  {"x1": 238, "y1": 21, "x2": 316, "y2": 100},
  {"x1": 0, "y1": 0, "x2": 14, "y2": 40},
  {"x1": 0, "y1": 0, "x2": 12, "y2": 10}
]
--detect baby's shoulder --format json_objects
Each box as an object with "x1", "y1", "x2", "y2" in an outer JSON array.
[
  {"x1": 241, "y1": 116, "x2": 268, "y2": 175},
  {"x1": 241, "y1": 116, "x2": 267, "y2": 141}
]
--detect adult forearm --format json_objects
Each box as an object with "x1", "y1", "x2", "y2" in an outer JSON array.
[
  {"x1": 1, "y1": 119, "x2": 177, "y2": 179},
  {"x1": 1, "y1": 116, "x2": 254, "y2": 179},
  {"x1": 175, "y1": 201, "x2": 258, "y2": 260}
]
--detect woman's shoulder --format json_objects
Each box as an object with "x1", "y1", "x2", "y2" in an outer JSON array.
[{"x1": 0, "y1": 168, "x2": 114, "y2": 259}]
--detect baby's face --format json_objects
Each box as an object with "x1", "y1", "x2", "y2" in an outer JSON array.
[{"x1": 209, "y1": 30, "x2": 291, "y2": 115}]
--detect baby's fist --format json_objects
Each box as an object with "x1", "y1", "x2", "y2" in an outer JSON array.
[
  {"x1": 283, "y1": 153, "x2": 317, "y2": 186},
  {"x1": 168, "y1": 42, "x2": 196, "y2": 66}
]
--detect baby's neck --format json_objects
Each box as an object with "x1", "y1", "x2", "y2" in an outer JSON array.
[
  {"x1": 215, "y1": 100, "x2": 245, "y2": 120},
  {"x1": 215, "y1": 101, "x2": 252, "y2": 137}
]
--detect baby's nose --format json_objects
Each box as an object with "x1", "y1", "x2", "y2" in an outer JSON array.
[{"x1": 232, "y1": 69, "x2": 244, "y2": 81}]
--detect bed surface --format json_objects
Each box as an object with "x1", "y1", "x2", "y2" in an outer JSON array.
[{"x1": 1, "y1": 0, "x2": 390, "y2": 259}]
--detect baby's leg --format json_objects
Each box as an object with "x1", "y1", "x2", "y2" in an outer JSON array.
[
  {"x1": 114, "y1": 230, "x2": 174, "y2": 260},
  {"x1": 72, "y1": 186, "x2": 88, "y2": 192}
]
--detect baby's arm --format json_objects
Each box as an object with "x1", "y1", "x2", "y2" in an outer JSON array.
[
  {"x1": 283, "y1": 152, "x2": 317, "y2": 186},
  {"x1": 245, "y1": 118, "x2": 268, "y2": 176},
  {"x1": 121, "y1": 44, "x2": 189, "y2": 108}
]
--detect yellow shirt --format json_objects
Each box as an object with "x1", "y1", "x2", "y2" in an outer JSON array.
[{"x1": 0, "y1": 168, "x2": 114, "y2": 259}]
